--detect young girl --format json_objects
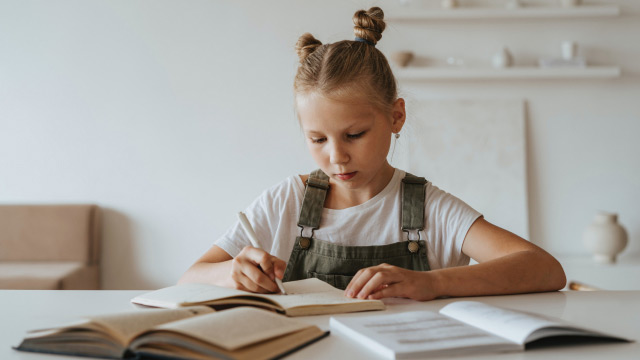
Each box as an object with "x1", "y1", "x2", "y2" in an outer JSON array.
[{"x1": 179, "y1": 7, "x2": 566, "y2": 301}]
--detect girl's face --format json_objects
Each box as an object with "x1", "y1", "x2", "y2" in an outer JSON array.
[{"x1": 296, "y1": 92, "x2": 405, "y2": 198}]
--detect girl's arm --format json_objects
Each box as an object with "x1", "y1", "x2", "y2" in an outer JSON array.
[
  {"x1": 178, "y1": 245, "x2": 286, "y2": 294},
  {"x1": 345, "y1": 218, "x2": 567, "y2": 301},
  {"x1": 178, "y1": 246, "x2": 234, "y2": 286}
]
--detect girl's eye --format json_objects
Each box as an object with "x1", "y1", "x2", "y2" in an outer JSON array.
[
  {"x1": 347, "y1": 131, "x2": 365, "y2": 139},
  {"x1": 311, "y1": 137, "x2": 326, "y2": 144}
]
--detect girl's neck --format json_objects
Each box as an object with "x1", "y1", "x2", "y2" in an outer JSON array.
[{"x1": 324, "y1": 164, "x2": 395, "y2": 210}]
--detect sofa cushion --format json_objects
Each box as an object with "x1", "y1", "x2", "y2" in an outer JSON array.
[
  {"x1": 0, "y1": 205, "x2": 100, "y2": 263},
  {"x1": 0, "y1": 262, "x2": 86, "y2": 289}
]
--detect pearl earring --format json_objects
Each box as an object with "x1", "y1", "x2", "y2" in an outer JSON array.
[{"x1": 394, "y1": 133, "x2": 400, "y2": 139}]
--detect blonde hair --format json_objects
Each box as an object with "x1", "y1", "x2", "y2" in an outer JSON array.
[{"x1": 294, "y1": 7, "x2": 397, "y2": 114}]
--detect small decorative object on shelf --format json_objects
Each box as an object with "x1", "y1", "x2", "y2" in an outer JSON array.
[
  {"x1": 560, "y1": 0, "x2": 582, "y2": 7},
  {"x1": 446, "y1": 56, "x2": 465, "y2": 67},
  {"x1": 561, "y1": 40, "x2": 578, "y2": 60},
  {"x1": 506, "y1": 0, "x2": 523, "y2": 9},
  {"x1": 491, "y1": 47, "x2": 513, "y2": 68},
  {"x1": 390, "y1": 51, "x2": 414, "y2": 67},
  {"x1": 441, "y1": 0, "x2": 458, "y2": 9},
  {"x1": 539, "y1": 40, "x2": 586, "y2": 68},
  {"x1": 583, "y1": 211, "x2": 628, "y2": 264}
]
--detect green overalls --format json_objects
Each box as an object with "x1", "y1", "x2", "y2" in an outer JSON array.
[{"x1": 282, "y1": 169, "x2": 431, "y2": 290}]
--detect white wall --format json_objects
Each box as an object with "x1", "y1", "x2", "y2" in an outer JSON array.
[{"x1": 1, "y1": 0, "x2": 638, "y2": 289}]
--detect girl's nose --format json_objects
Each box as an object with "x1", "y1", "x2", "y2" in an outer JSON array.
[{"x1": 329, "y1": 143, "x2": 349, "y2": 165}]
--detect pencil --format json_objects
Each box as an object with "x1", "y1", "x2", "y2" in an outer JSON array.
[
  {"x1": 568, "y1": 281, "x2": 600, "y2": 291},
  {"x1": 237, "y1": 211, "x2": 287, "y2": 295}
]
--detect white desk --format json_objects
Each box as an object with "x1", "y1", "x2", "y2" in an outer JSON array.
[{"x1": 1, "y1": 290, "x2": 638, "y2": 359}]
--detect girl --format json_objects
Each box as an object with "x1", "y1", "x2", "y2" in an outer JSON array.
[{"x1": 179, "y1": 7, "x2": 566, "y2": 301}]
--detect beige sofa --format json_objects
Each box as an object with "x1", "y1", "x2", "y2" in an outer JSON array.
[{"x1": 0, "y1": 205, "x2": 101, "y2": 289}]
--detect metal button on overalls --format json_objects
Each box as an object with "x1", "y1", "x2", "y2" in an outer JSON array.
[{"x1": 299, "y1": 237, "x2": 311, "y2": 249}]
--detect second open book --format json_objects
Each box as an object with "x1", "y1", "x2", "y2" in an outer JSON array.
[
  {"x1": 15, "y1": 306, "x2": 328, "y2": 360},
  {"x1": 131, "y1": 278, "x2": 385, "y2": 316},
  {"x1": 330, "y1": 300, "x2": 631, "y2": 359}
]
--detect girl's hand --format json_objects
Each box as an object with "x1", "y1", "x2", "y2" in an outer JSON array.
[
  {"x1": 230, "y1": 246, "x2": 287, "y2": 294},
  {"x1": 344, "y1": 263, "x2": 439, "y2": 301}
]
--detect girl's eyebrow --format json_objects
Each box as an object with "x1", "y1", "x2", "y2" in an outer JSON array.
[
  {"x1": 305, "y1": 125, "x2": 367, "y2": 136},
  {"x1": 304, "y1": 115, "x2": 375, "y2": 134}
]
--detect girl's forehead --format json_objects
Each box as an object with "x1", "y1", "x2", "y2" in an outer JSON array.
[{"x1": 296, "y1": 92, "x2": 377, "y2": 119}]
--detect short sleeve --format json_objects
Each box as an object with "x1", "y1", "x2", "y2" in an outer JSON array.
[
  {"x1": 424, "y1": 183, "x2": 482, "y2": 269},
  {"x1": 213, "y1": 176, "x2": 303, "y2": 259}
]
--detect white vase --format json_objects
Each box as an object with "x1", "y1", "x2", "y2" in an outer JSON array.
[
  {"x1": 561, "y1": 40, "x2": 578, "y2": 60},
  {"x1": 583, "y1": 212, "x2": 628, "y2": 264},
  {"x1": 492, "y1": 47, "x2": 513, "y2": 68}
]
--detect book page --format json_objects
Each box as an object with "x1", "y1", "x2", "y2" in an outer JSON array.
[
  {"x1": 282, "y1": 277, "x2": 337, "y2": 293},
  {"x1": 439, "y1": 301, "x2": 564, "y2": 344},
  {"x1": 131, "y1": 283, "x2": 273, "y2": 308},
  {"x1": 330, "y1": 311, "x2": 520, "y2": 358},
  {"x1": 150, "y1": 307, "x2": 312, "y2": 351},
  {"x1": 86, "y1": 306, "x2": 213, "y2": 344},
  {"x1": 260, "y1": 278, "x2": 383, "y2": 311},
  {"x1": 22, "y1": 306, "x2": 213, "y2": 347}
]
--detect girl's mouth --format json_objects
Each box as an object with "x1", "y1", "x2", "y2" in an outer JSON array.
[{"x1": 336, "y1": 172, "x2": 357, "y2": 181}]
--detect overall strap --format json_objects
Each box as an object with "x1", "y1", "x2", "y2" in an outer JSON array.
[
  {"x1": 297, "y1": 169, "x2": 330, "y2": 230},
  {"x1": 401, "y1": 173, "x2": 428, "y2": 235}
]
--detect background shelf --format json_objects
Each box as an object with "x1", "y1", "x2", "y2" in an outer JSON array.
[
  {"x1": 387, "y1": 5, "x2": 620, "y2": 20},
  {"x1": 393, "y1": 66, "x2": 621, "y2": 80}
]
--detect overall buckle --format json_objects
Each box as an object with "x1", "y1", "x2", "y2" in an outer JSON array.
[{"x1": 403, "y1": 230, "x2": 421, "y2": 253}]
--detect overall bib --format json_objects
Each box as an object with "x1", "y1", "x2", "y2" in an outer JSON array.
[{"x1": 282, "y1": 169, "x2": 431, "y2": 290}]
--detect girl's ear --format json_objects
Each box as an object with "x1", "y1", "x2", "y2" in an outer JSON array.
[{"x1": 391, "y1": 98, "x2": 406, "y2": 133}]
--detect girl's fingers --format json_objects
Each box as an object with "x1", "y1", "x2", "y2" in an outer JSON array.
[
  {"x1": 232, "y1": 248, "x2": 277, "y2": 293},
  {"x1": 236, "y1": 271, "x2": 270, "y2": 294},
  {"x1": 234, "y1": 246, "x2": 287, "y2": 292},
  {"x1": 344, "y1": 268, "x2": 368, "y2": 296},
  {"x1": 356, "y1": 272, "x2": 393, "y2": 299},
  {"x1": 367, "y1": 283, "x2": 399, "y2": 300},
  {"x1": 246, "y1": 247, "x2": 287, "y2": 282},
  {"x1": 241, "y1": 258, "x2": 279, "y2": 293},
  {"x1": 345, "y1": 267, "x2": 378, "y2": 298},
  {"x1": 246, "y1": 248, "x2": 284, "y2": 292},
  {"x1": 254, "y1": 252, "x2": 286, "y2": 281},
  {"x1": 273, "y1": 258, "x2": 287, "y2": 279},
  {"x1": 346, "y1": 264, "x2": 403, "y2": 299},
  {"x1": 255, "y1": 253, "x2": 275, "y2": 281}
]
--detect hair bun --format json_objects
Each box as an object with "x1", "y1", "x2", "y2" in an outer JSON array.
[
  {"x1": 352, "y1": 7, "x2": 386, "y2": 45},
  {"x1": 295, "y1": 33, "x2": 323, "y2": 64}
]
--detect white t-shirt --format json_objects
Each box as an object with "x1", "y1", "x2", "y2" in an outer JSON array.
[{"x1": 215, "y1": 169, "x2": 482, "y2": 270}]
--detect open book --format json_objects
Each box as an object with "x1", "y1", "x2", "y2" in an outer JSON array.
[
  {"x1": 15, "y1": 306, "x2": 328, "y2": 360},
  {"x1": 330, "y1": 300, "x2": 631, "y2": 359},
  {"x1": 131, "y1": 278, "x2": 385, "y2": 316}
]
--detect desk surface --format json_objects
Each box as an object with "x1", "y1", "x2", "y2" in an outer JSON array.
[{"x1": 2, "y1": 289, "x2": 638, "y2": 359}]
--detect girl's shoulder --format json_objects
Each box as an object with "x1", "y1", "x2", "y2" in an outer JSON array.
[
  {"x1": 240, "y1": 175, "x2": 305, "y2": 221},
  {"x1": 424, "y1": 181, "x2": 481, "y2": 219},
  {"x1": 261, "y1": 175, "x2": 305, "y2": 198},
  {"x1": 299, "y1": 174, "x2": 309, "y2": 185}
]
